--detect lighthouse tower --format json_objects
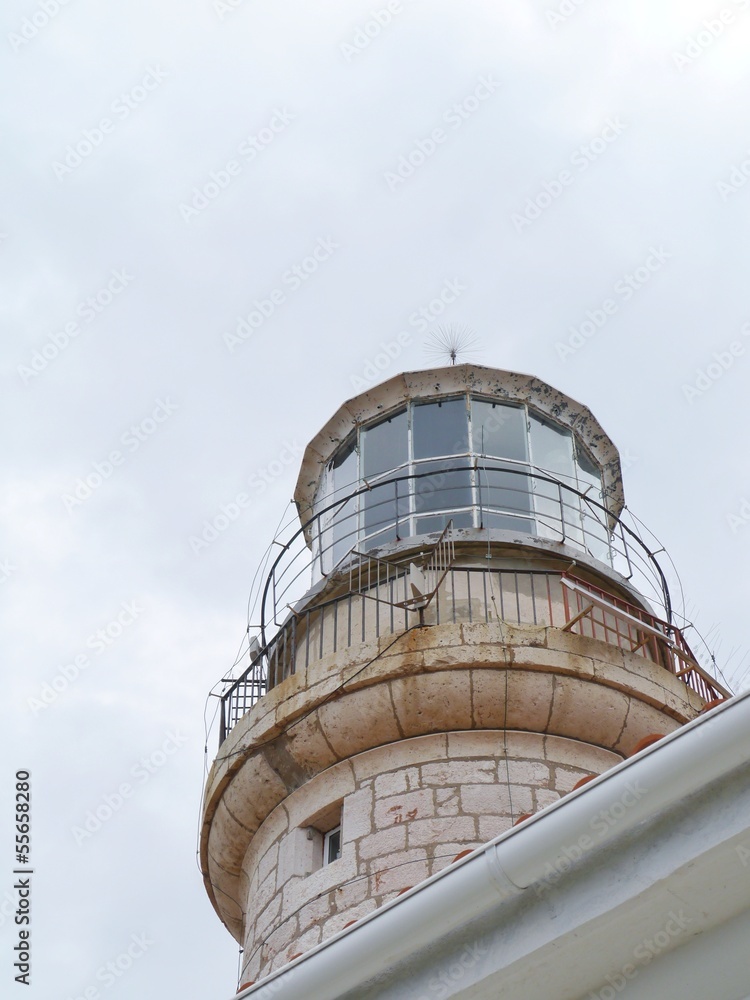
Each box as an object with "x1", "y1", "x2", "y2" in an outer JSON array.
[{"x1": 199, "y1": 365, "x2": 726, "y2": 990}]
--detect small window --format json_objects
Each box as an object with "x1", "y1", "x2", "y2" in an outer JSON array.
[
  {"x1": 301, "y1": 800, "x2": 344, "y2": 872},
  {"x1": 323, "y1": 826, "x2": 342, "y2": 865}
]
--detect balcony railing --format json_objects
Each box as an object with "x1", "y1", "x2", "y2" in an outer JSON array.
[
  {"x1": 265, "y1": 464, "x2": 673, "y2": 637},
  {"x1": 218, "y1": 566, "x2": 729, "y2": 743}
]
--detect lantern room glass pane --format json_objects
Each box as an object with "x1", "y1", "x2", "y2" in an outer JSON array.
[
  {"x1": 363, "y1": 481, "x2": 402, "y2": 547},
  {"x1": 529, "y1": 414, "x2": 579, "y2": 542},
  {"x1": 529, "y1": 415, "x2": 575, "y2": 478},
  {"x1": 471, "y1": 400, "x2": 527, "y2": 462},
  {"x1": 483, "y1": 512, "x2": 535, "y2": 534},
  {"x1": 332, "y1": 437, "x2": 358, "y2": 497},
  {"x1": 413, "y1": 459, "x2": 472, "y2": 517},
  {"x1": 362, "y1": 409, "x2": 407, "y2": 478},
  {"x1": 476, "y1": 463, "x2": 532, "y2": 517},
  {"x1": 575, "y1": 447, "x2": 603, "y2": 499},
  {"x1": 413, "y1": 399, "x2": 469, "y2": 459},
  {"x1": 329, "y1": 437, "x2": 359, "y2": 566},
  {"x1": 416, "y1": 512, "x2": 473, "y2": 534},
  {"x1": 576, "y1": 446, "x2": 609, "y2": 562}
]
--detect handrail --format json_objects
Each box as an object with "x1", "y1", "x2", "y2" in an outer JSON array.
[
  {"x1": 218, "y1": 565, "x2": 728, "y2": 744},
  {"x1": 260, "y1": 463, "x2": 673, "y2": 651}
]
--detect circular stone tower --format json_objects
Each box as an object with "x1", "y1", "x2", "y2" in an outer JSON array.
[{"x1": 200, "y1": 364, "x2": 727, "y2": 990}]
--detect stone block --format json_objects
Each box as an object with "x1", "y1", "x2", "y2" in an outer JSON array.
[
  {"x1": 318, "y1": 684, "x2": 402, "y2": 757},
  {"x1": 503, "y1": 759, "x2": 551, "y2": 786},
  {"x1": 357, "y1": 824, "x2": 407, "y2": 861},
  {"x1": 446, "y1": 730, "x2": 504, "y2": 759},
  {"x1": 281, "y1": 759, "x2": 355, "y2": 829},
  {"x1": 479, "y1": 815, "x2": 512, "y2": 843},
  {"x1": 547, "y1": 675, "x2": 629, "y2": 748},
  {"x1": 255, "y1": 894, "x2": 282, "y2": 943},
  {"x1": 407, "y1": 815, "x2": 477, "y2": 848},
  {"x1": 421, "y1": 759, "x2": 497, "y2": 786},
  {"x1": 370, "y1": 851, "x2": 430, "y2": 896},
  {"x1": 256, "y1": 842, "x2": 279, "y2": 887},
  {"x1": 374, "y1": 770, "x2": 409, "y2": 798},
  {"x1": 391, "y1": 671, "x2": 473, "y2": 736},
  {"x1": 472, "y1": 668, "x2": 555, "y2": 732},
  {"x1": 326, "y1": 900, "x2": 378, "y2": 938},
  {"x1": 343, "y1": 786, "x2": 373, "y2": 841},
  {"x1": 374, "y1": 788, "x2": 434, "y2": 830},
  {"x1": 351, "y1": 734, "x2": 447, "y2": 782},
  {"x1": 534, "y1": 787, "x2": 561, "y2": 811},
  {"x1": 276, "y1": 712, "x2": 340, "y2": 775},
  {"x1": 435, "y1": 789, "x2": 460, "y2": 816}
]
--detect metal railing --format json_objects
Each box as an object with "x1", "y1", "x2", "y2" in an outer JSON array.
[
  {"x1": 218, "y1": 566, "x2": 729, "y2": 743},
  {"x1": 264, "y1": 464, "x2": 672, "y2": 639}
]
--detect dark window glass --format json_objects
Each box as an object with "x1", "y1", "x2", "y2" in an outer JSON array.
[
  {"x1": 362, "y1": 480, "x2": 404, "y2": 547},
  {"x1": 324, "y1": 827, "x2": 341, "y2": 865},
  {"x1": 575, "y1": 446, "x2": 603, "y2": 500},
  {"x1": 529, "y1": 414, "x2": 579, "y2": 541},
  {"x1": 415, "y1": 512, "x2": 473, "y2": 535},
  {"x1": 332, "y1": 436, "x2": 358, "y2": 497},
  {"x1": 529, "y1": 414, "x2": 575, "y2": 479},
  {"x1": 362, "y1": 410, "x2": 407, "y2": 478},
  {"x1": 413, "y1": 459, "x2": 472, "y2": 517},
  {"x1": 484, "y1": 512, "x2": 535, "y2": 534},
  {"x1": 471, "y1": 400, "x2": 527, "y2": 461},
  {"x1": 476, "y1": 463, "x2": 532, "y2": 516},
  {"x1": 575, "y1": 444, "x2": 609, "y2": 562},
  {"x1": 330, "y1": 437, "x2": 359, "y2": 566},
  {"x1": 413, "y1": 399, "x2": 468, "y2": 459}
]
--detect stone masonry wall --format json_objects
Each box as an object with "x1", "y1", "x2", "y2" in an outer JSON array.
[{"x1": 239, "y1": 730, "x2": 622, "y2": 984}]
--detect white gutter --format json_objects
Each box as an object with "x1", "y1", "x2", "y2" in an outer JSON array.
[{"x1": 237, "y1": 691, "x2": 750, "y2": 1000}]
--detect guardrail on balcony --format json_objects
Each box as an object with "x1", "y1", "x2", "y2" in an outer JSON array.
[
  {"x1": 218, "y1": 567, "x2": 730, "y2": 743},
  {"x1": 262, "y1": 464, "x2": 673, "y2": 644}
]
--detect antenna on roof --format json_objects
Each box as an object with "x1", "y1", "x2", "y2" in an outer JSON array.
[{"x1": 423, "y1": 324, "x2": 481, "y2": 366}]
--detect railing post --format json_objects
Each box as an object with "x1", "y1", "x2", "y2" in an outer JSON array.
[{"x1": 558, "y1": 482, "x2": 566, "y2": 541}]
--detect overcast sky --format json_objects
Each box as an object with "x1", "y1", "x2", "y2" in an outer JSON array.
[{"x1": 3, "y1": 1, "x2": 750, "y2": 997}]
